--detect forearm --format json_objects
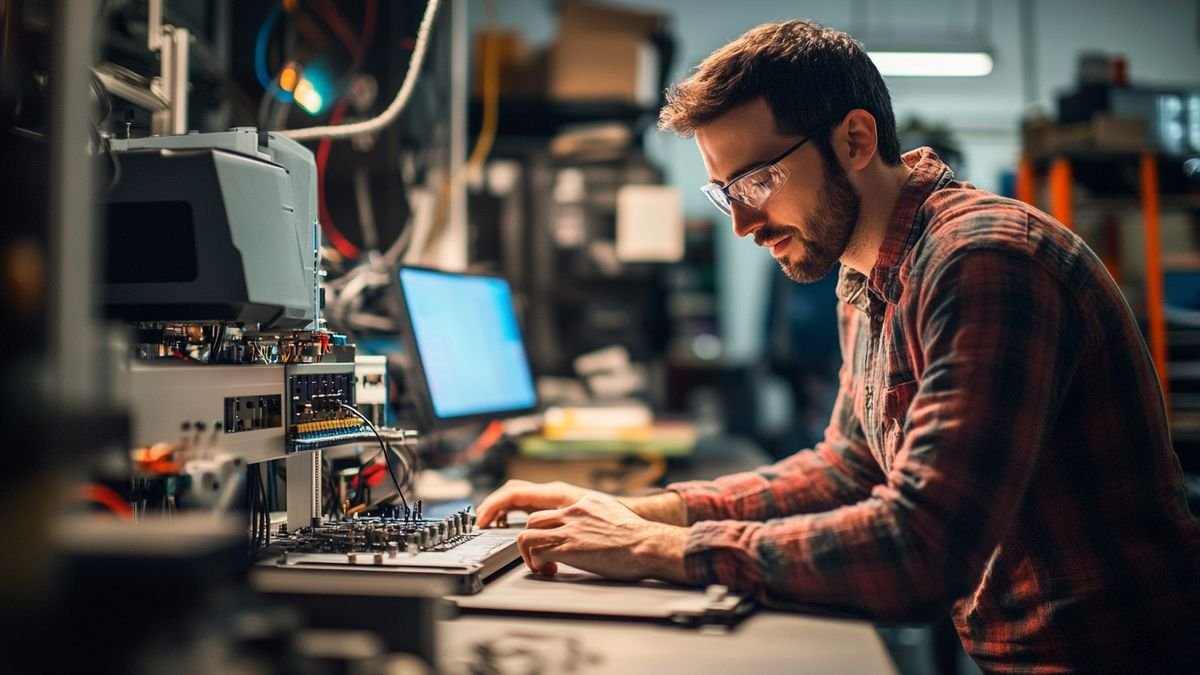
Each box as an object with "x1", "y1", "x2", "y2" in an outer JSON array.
[
  {"x1": 619, "y1": 491, "x2": 688, "y2": 526},
  {"x1": 680, "y1": 502, "x2": 957, "y2": 620}
]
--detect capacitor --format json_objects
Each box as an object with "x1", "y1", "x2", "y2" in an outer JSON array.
[{"x1": 387, "y1": 541, "x2": 400, "y2": 558}]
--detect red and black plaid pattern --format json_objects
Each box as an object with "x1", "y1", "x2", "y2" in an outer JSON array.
[{"x1": 669, "y1": 148, "x2": 1200, "y2": 673}]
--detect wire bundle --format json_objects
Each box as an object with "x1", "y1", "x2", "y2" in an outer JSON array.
[
  {"x1": 341, "y1": 402, "x2": 414, "y2": 516},
  {"x1": 247, "y1": 464, "x2": 271, "y2": 555}
]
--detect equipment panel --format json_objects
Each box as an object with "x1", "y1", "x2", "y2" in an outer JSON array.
[
  {"x1": 286, "y1": 362, "x2": 370, "y2": 449},
  {"x1": 128, "y1": 361, "x2": 289, "y2": 463}
]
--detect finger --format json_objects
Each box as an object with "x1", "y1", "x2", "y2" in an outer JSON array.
[
  {"x1": 516, "y1": 528, "x2": 537, "y2": 573},
  {"x1": 476, "y1": 480, "x2": 534, "y2": 526},
  {"x1": 524, "y1": 536, "x2": 563, "y2": 576},
  {"x1": 475, "y1": 489, "x2": 511, "y2": 528},
  {"x1": 518, "y1": 528, "x2": 566, "y2": 573},
  {"x1": 517, "y1": 527, "x2": 564, "y2": 550},
  {"x1": 524, "y1": 508, "x2": 565, "y2": 530}
]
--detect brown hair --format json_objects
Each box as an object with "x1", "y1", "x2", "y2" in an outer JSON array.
[{"x1": 658, "y1": 20, "x2": 901, "y2": 165}]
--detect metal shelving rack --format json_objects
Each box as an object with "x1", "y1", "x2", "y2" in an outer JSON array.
[{"x1": 1016, "y1": 150, "x2": 1170, "y2": 409}]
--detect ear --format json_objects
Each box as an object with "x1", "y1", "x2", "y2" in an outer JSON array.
[{"x1": 836, "y1": 109, "x2": 878, "y2": 171}]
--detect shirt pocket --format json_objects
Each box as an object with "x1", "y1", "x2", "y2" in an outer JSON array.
[{"x1": 880, "y1": 378, "x2": 918, "y2": 471}]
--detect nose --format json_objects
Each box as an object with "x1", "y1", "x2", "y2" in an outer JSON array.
[{"x1": 730, "y1": 200, "x2": 766, "y2": 239}]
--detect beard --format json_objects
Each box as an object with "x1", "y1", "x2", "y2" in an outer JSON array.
[{"x1": 754, "y1": 149, "x2": 861, "y2": 283}]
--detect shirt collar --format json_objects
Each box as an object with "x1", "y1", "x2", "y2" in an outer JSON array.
[{"x1": 835, "y1": 147, "x2": 955, "y2": 311}]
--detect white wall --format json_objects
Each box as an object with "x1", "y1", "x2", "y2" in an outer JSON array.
[{"x1": 469, "y1": 0, "x2": 1200, "y2": 363}]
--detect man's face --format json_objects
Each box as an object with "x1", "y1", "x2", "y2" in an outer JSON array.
[{"x1": 696, "y1": 99, "x2": 860, "y2": 282}]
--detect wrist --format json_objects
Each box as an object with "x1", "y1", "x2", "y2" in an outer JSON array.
[
  {"x1": 622, "y1": 491, "x2": 688, "y2": 526},
  {"x1": 634, "y1": 522, "x2": 690, "y2": 584}
]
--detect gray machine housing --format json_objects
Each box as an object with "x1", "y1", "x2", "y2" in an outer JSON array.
[{"x1": 104, "y1": 128, "x2": 320, "y2": 329}]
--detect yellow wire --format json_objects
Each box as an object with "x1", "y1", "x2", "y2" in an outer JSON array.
[
  {"x1": 423, "y1": 0, "x2": 501, "y2": 256},
  {"x1": 466, "y1": 20, "x2": 500, "y2": 172}
]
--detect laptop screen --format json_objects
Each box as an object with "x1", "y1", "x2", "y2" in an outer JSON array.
[{"x1": 397, "y1": 267, "x2": 537, "y2": 426}]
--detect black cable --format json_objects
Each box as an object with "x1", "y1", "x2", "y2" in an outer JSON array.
[
  {"x1": 250, "y1": 466, "x2": 260, "y2": 550},
  {"x1": 266, "y1": 460, "x2": 276, "y2": 511},
  {"x1": 259, "y1": 467, "x2": 266, "y2": 546},
  {"x1": 208, "y1": 324, "x2": 225, "y2": 364},
  {"x1": 395, "y1": 440, "x2": 416, "y2": 491},
  {"x1": 253, "y1": 469, "x2": 260, "y2": 550},
  {"x1": 355, "y1": 446, "x2": 374, "y2": 506},
  {"x1": 357, "y1": 441, "x2": 413, "y2": 496},
  {"x1": 246, "y1": 466, "x2": 259, "y2": 553},
  {"x1": 339, "y1": 403, "x2": 409, "y2": 515},
  {"x1": 89, "y1": 72, "x2": 113, "y2": 127},
  {"x1": 246, "y1": 464, "x2": 270, "y2": 552},
  {"x1": 260, "y1": 465, "x2": 270, "y2": 547},
  {"x1": 101, "y1": 135, "x2": 121, "y2": 192},
  {"x1": 321, "y1": 455, "x2": 336, "y2": 518}
]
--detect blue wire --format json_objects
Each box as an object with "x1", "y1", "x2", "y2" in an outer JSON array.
[{"x1": 255, "y1": 4, "x2": 282, "y2": 92}]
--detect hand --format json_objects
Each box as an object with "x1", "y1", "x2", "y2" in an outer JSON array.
[
  {"x1": 516, "y1": 492, "x2": 689, "y2": 583},
  {"x1": 475, "y1": 479, "x2": 592, "y2": 528}
]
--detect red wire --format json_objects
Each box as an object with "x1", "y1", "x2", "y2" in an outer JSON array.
[
  {"x1": 316, "y1": 98, "x2": 360, "y2": 259},
  {"x1": 77, "y1": 484, "x2": 134, "y2": 519},
  {"x1": 361, "y1": 0, "x2": 378, "y2": 55},
  {"x1": 461, "y1": 420, "x2": 506, "y2": 462},
  {"x1": 357, "y1": 461, "x2": 386, "y2": 489},
  {"x1": 312, "y1": 0, "x2": 361, "y2": 63},
  {"x1": 309, "y1": 0, "x2": 380, "y2": 260}
]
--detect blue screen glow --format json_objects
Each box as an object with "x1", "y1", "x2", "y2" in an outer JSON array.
[{"x1": 399, "y1": 268, "x2": 537, "y2": 420}]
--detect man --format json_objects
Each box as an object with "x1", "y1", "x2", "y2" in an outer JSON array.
[{"x1": 476, "y1": 20, "x2": 1200, "y2": 673}]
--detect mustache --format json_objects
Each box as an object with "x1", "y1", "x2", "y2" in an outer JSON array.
[{"x1": 754, "y1": 225, "x2": 800, "y2": 247}]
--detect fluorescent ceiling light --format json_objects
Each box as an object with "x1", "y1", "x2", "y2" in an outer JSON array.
[{"x1": 870, "y1": 51, "x2": 994, "y2": 77}]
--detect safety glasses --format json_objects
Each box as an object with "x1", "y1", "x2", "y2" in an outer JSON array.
[{"x1": 700, "y1": 131, "x2": 819, "y2": 216}]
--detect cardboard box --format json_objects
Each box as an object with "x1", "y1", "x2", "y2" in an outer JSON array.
[
  {"x1": 1022, "y1": 114, "x2": 1149, "y2": 158},
  {"x1": 547, "y1": 0, "x2": 666, "y2": 104},
  {"x1": 472, "y1": 29, "x2": 547, "y2": 99}
]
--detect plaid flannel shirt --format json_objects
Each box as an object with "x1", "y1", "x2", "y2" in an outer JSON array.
[{"x1": 669, "y1": 148, "x2": 1200, "y2": 673}]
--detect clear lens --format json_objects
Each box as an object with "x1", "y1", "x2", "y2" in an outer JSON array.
[
  {"x1": 700, "y1": 152, "x2": 793, "y2": 216},
  {"x1": 728, "y1": 162, "x2": 789, "y2": 210},
  {"x1": 701, "y1": 183, "x2": 732, "y2": 215}
]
